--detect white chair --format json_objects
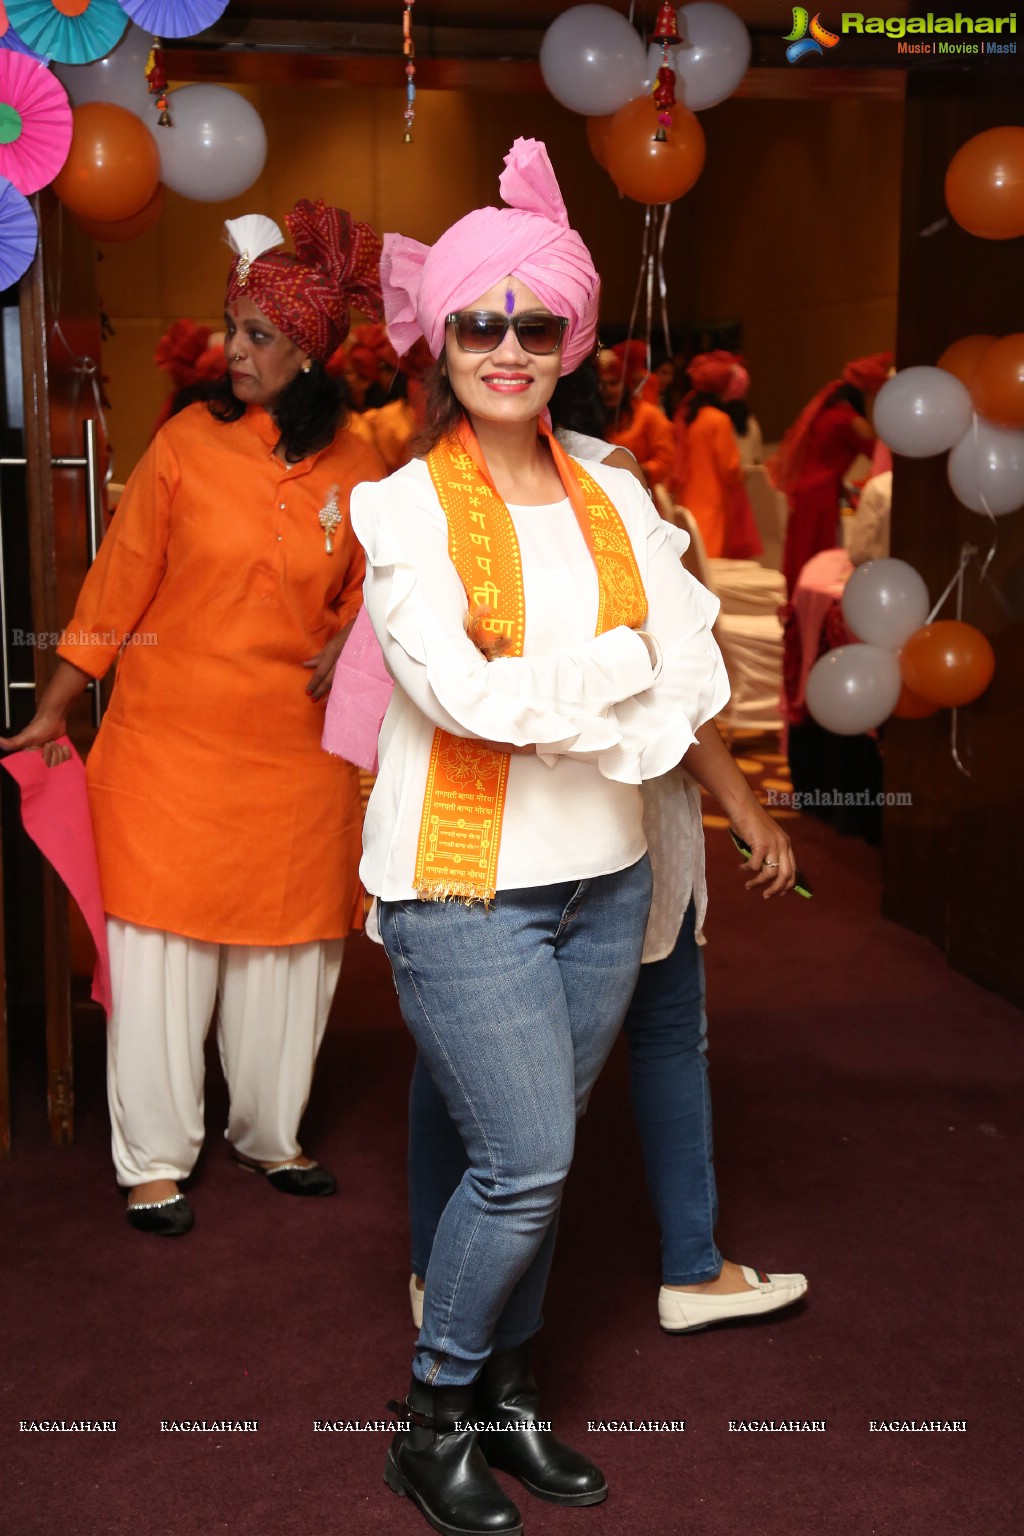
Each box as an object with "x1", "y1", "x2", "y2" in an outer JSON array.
[
  {"x1": 654, "y1": 485, "x2": 785, "y2": 736},
  {"x1": 742, "y1": 464, "x2": 789, "y2": 573}
]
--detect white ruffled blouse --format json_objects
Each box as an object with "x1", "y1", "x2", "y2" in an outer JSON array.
[{"x1": 350, "y1": 454, "x2": 730, "y2": 931}]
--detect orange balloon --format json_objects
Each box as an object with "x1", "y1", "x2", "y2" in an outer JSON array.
[
  {"x1": 900, "y1": 621, "x2": 995, "y2": 708},
  {"x1": 969, "y1": 333, "x2": 1024, "y2": 430},
  {"x1": 74, "y1": 185, "x2": 166, "y2": 244},
  {"x1": 52, "y1": 103, "x2": 161, "y2": 225},
  {"x1": 586, "y1": 115, "x2": 615, "y2": 172},
  {"x1": 605, "y1": 97, "x2": 705, "y2": 206},
  {"x1": 936, "y1": 334, "x2": 996, "y2": 388},
  {"x1": 891, "y1": 682, "x2": 940, "y2": 720},
  {"x1": 945, "y1": 126, "x2": 1024, "y2": 240}
]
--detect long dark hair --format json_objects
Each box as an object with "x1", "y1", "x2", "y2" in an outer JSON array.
[
  {"x1": 824, "y1": 381, "x2": 866, "y2": 417},
  {"x1": 408, "y1": 359, "x2": 464, "y2": 457},
  {"x1": 191, "y1": 364, "x2": 349, "y2": 462},
  {"x1": 549, "y1": 359, "x2": 605, "y2": 439},
  {"x1": 721, "y1": 398, "x2": 751, "y2": 436},
  {"x1": 684, "y1": 388, "x2": 729, "y2": 427}
]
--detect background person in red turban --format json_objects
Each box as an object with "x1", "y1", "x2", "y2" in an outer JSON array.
[
  {"x1": 767, "y1": 351, "x2": 892, "y2": 595},
  {"x1": 600, "y1": 341, "x2": 676, "y2": 490},
  {"x1": 150, "y1": 318, "x2": 229, "y2": 437},
  {"x1": 2, "y1": 200, "x2": 386, "y2": 1238},
  {"x1": 670, "y1": 350, "x2": 761, "y2": 559}
]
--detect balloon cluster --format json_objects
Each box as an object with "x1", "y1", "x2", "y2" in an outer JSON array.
[
  {"x1": 806, "y1": 559, "x2": 995, "y2": 736},
  {"x1": 51, "y1": 24, "x2": 267, "y2": 242},
  {"x1": 540, "y1": 3, "x2": 750, "y2": 205},
  {"x1": 873, "y1": 340, "x2": 1024, "y2": 520}
]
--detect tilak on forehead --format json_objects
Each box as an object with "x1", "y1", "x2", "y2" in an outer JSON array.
[{"x1": 379, "y1": 137, "x2": 600, "y2": 372}]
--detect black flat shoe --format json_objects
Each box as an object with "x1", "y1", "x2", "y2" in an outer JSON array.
[
  {"x1": 126, "y1": 1194, "x2": 194, "y2": 1237},
  {"x1": 235, "y1": 1155, "x2": 337, "y2": 1197}
]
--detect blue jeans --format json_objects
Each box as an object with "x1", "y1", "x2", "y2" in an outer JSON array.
[
  {"x1": 409, "y1": 897, "x2": 721, "y2": 1294},
  {"x1": 622, "y1": 899, "x2": 721, "y2": 1284},
  {"x1": 380, "y1": 855, "x2": 652, "y2": 1387}
]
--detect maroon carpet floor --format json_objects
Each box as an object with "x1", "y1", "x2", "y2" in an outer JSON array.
[{"x1": 2, "y1": 810, "x2": 1021, "y2": 1536}]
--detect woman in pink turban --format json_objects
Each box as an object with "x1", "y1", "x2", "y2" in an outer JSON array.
[
  {"x1": 768, "y1": 352, "x2": 892, "y2": 594},
  {"x1": 351, "y1": 137, "x2": 736, "y2": 1536}
]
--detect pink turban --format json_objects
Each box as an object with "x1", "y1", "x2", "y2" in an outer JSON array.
[{"x1": 380, "y1": 137, "x2": 600, "y2": 375}]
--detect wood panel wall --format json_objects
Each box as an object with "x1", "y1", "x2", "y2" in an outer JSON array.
[
  {"x1": 884, "y1": 70, "x2": 1024, "y2": 1006},
  {"x1": 94, "y1": 81, "x2": 902, "y2": 481}
]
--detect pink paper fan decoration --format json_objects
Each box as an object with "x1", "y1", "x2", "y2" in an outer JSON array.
[
  {"x1": 0, "y1": 49, "x2": 72, "y2": 194},
  {"x1": 118, "y1": 0, "x2": 228, "y2": 40}
]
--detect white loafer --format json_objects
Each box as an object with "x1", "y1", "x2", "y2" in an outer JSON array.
[
  {"x1": 410, "y1": 1273, "x2": 424, "y2": 1330},
  {"x1": 658, "y1": 1265, "x2": 808, "y2": 1335}
]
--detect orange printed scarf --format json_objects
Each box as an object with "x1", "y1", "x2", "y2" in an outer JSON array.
[{"x1": 415, "y1": 420, "x2": 647, "y2": 902}]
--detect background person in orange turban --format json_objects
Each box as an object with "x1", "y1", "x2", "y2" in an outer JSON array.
[
  {"x1": 600, "y1": 340, "x2": 676, "y2": 489},
  {"x1": 768, "y1": 352, "x2": 892, "y2": 595}
]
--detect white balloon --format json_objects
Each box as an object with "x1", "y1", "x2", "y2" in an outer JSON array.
[
  {"x1": 841, "y1": 559, "x2": 930, "y2": 650},
  {"x1": 947, "y1": 416, "x2": 1024, "y2": 515},
  {"x1": 53, "y1": 24, "x2": 155, "y2": 120},
  {"x1": 540, "y1": 4, "x2": 646, "y2": 117},
  {"x1": 874, "y1": 366, "x2": 972, "y2": 458},
  {"x1": 146, "y1": 86, "x2": 267, "y2": 203},
  {"x1": 670, "y1": 2, "x2": 752, "y2": 112},
  {"x1": 805, "y1": 645, "x2": 902, "y2": 735}
]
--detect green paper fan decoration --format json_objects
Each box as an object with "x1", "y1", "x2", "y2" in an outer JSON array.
[{"x1": 6, "y1": 0, "x2": 128, "y2": 68}]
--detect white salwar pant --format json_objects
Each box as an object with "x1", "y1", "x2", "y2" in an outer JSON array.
[{"x1": 106, "y1": 919, "x2": 344, "y2": 1188}]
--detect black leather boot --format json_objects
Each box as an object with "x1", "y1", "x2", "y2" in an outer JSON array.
[
  {"x1": 384, "y1": 1376, "x2": 523, "y2": 1536},
  {"x1": 477, "y1": 1346, "x2": 608, "y2": 1506}
]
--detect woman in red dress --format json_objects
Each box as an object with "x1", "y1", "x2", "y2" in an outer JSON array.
[{"x1": 769, "y1": 352, "x2": 891, "y2": 595}]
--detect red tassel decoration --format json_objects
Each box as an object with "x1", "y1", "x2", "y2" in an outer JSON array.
[{"x1": 146, "y1": 37, "x2": 172, "y2": 128}]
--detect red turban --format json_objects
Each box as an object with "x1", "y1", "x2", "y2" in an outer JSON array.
[
  {"x1": 347, "y1": 322, "x2": 399, "y2": 383},
  {"x1": 687, "y1": 349, "x2": 741, "y2": 397},
  {"x1": 154, "y1": 319, "x2": 213, "y2": 390},
  {"x1": 843, "y1": 352, "x2": 893, "y2": 394},
  {"x1": 610, "y1": 339, "x2": 649, "y2": 384},
  {"x1": 225, "y1": 200, "x2": 384, "y2": 362}
]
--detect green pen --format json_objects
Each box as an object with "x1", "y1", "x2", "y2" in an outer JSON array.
[{"x1": 729, "y1": 829, "x2": 813, "y2": 899}]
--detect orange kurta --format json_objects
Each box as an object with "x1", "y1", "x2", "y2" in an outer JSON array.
[
  {"x1": 357, "y1": 398, "x2": 416, "y2": 474},
  {"x1": 672, "y1": 405, "x2": 743, "y2": 559},
  {"x1": 607, "y1": 398, "x2": 675, "y2": 489},
  {"x1": 57, "y1": 402, "x2": 385, "y2": 946}
]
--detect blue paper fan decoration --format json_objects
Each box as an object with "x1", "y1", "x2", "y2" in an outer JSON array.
[
  {"x1": 0, "y1": 22, "x2": 49, "y2": 62},
  {"x1": 5, "y1": 0, "x2": 128, "y2": 67},
  {"x1": 0, "y1": 174, "x2": 39, "y2": 287},
  {"x1": 118, "y1": 0, "x2": 228, "y2": 40}
]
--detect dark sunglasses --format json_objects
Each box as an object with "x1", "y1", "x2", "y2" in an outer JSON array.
[{"x1": 445, "y1": 310, "x2": 569, "y2": 355}]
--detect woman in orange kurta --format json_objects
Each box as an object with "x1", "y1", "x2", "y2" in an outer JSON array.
[
  {"x1": 670, "y1": 351, "x2": 750, "y2": 559},
  {"x1": 1, "y1": 200, "x2": 385, "y2": 1236},
  {"x1": 599, "y1": 342, "x2": 676, "y2": 489}
]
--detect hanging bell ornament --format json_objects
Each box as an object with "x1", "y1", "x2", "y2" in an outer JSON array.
[
  {"x1": 653, "y1": 1, "x2": 682, "y2": 44},
  {"x1": 651, "y1": 3, "x2": 681, "y2": 141},
  {"x1": 146, "y1": 38, "x2": 172, "y2": 127}
]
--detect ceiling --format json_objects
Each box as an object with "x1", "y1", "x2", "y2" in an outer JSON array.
[
  {"x1": 223, "y1": 2, "x2": 907, "y2": 27},
  {"x1": 169, "y1": 2, "x2": 910, "y2": 95}
]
